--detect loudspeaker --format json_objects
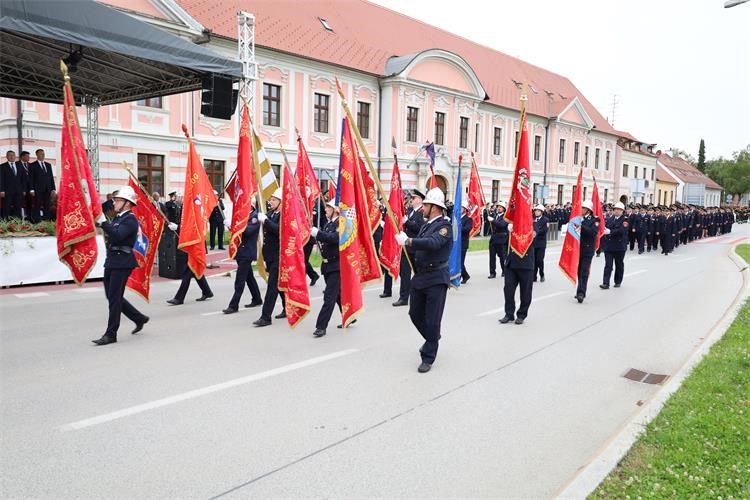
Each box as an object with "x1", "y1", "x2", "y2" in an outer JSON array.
[
  {"x1": 200, "y1": 75, "x2": 238, "y2": 120},
  {"x1": 158, "y1": 231, "x2": 187, "y2": 279}
]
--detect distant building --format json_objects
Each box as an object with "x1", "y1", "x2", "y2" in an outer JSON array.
[
  {"x1": 614, "y1": 131, "x2": 658, "y2": 205},
  {"x1": 656, "y1": 152, "x2": 723, "y2": 206}
]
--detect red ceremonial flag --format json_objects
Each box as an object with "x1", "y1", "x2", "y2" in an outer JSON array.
[
  {"x1": 379, "y1": 162, "x2": 405, "y2": 279},
  {"x1": 357, "y1": 155, "x2": 381, "y2": 233},
  {"x1": 592, "y1": 175, "x2": 606, "y2": 250},
  {"x1": 126, "y1": 175, "x2": 166, "y2": 301},
  {"x1": 178, "y1": 125, "x2": 218, "y2": 279},
  {"x1": 468, "y1": 154, "x2": 486, "y2": 237},
  {"x1": 295, "y1": 136, "x2": 321, "y2": 218},
  {"x1": 327, "y1": 180, "x2": 336, "y2": 201},
  {"x1": 228, "y1": 105, "x2": 258, "y2": 259},
  {"x1": 278, "y1": 163, "x2": 312, "y2": 328},
  {"x1": 338, "y1": 117, "x2": 381, "y2": 328},
  {"x1": 56, "y1": 70, "x2": 101, "y2": 285},
  {"x1": 559, "y1": 168, "x2": 584, "y2": 283},
  {"x1": 504, "y1": 111, "x2": 534, "y2": 257},
  {"x1": 429, "y1": 166, "x2": 438, "y2": 190}
]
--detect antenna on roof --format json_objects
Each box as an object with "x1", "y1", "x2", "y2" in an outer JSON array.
[{"x1": 609, "y1": 94, "x2": 620, "y2": 127}]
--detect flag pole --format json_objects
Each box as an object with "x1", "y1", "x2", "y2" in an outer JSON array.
[
  {"x1": 240, "y1": 94, "x2": 268, "y2": 281},
  {"x1": 120, "y1": 161, "x2": 168, "y2": 223},
  {"x1": 390, "y1": 136, "x2": 414, "y2": 271},
  {"x1": 278, "y1": 141, "x2": 324, "y2": 254},
  {"x1": 507, "y1": 82, "x2": 529, "y2": 256},
  {"x1": 335, "y1": 77, "x2": 413, "y2": 272}
]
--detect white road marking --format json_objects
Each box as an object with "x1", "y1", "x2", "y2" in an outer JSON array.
[
  {"x1": 59, "y1": 349, "x2": 359, "y2": 431},
  {"x1": 677, "y1": 257, "x2": 697, "y2": 263},
  {"x1": 200, "y1": 311, "x2": 224, "y2": 316},
  {"x1": 13, "y1": 292, "x2": 49, "y2": 298},
  {"x1": 478, "y1": 291, "x2": 566, "y2": 317},
  {"x1": 73, "y1": 288, "x2": 101, "y2": 293},
  {"x1": 623, "y1": 270, "x2": 647, "y2": 278}
]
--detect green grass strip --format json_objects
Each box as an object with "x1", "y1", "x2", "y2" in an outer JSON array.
[{"x1": 591, "y1": 244, "x2": 750, "y2": 499}]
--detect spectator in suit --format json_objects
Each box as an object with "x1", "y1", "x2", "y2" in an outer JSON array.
[
  {"x1": 30, "y1": 149, "x2": 56, "y2": 222},
  {"x1": 17, "y1": 151, "x2": 33, "y2": 220},
  {"x1": 0, "y1": 151, "x2": 25, "y2": 219},
  {"x1": 151, "y1": 192, "x2": 166, "y2": 215}
]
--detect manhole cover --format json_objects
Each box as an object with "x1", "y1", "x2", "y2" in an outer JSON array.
[{"x1": 623, "y1": 368, "x2": 669, "y2": 385}]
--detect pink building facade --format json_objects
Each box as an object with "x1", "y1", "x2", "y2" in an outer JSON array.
[{"x1": 0, "y1": 0, "x2": 631, "y2": 209}]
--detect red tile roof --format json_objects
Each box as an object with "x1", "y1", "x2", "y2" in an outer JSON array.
[
  {"x1": 176, "y1": 0, "x2": 617, "y2": 134},
  {"x1": 656, "y1": 164, "x2": 678, "y2": 184},
  {"x1": 657, "y1": 153, "x2": 722, "y2": 190}
]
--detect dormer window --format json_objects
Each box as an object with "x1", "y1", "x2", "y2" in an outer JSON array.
[{"x1": 318, "y1": 17, "x2": 333, "y2": 32}]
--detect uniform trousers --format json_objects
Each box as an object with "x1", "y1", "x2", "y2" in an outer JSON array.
[
  {"x1": 534, "y1": 246, "x2": 546, "y2": 279},
  {"x1": 304, "y1": 240, "x2": 320, "y2": 281},
  {"x1": 209, "y1": 221, "x2": 224, "y2": 249},
  {"x1": 33, "y1": 190, "x2": 52, "y2": 221},
  {"x1": 637, "y1": 232, "x2": 646, "y2": 253},
  {"x1": 383, "y1": 268, "x2": 393, "y2": 294},
  {"x1": 174, "y1": 266, "x2": 213, "y2": 301},
  {"x1": 503, "y1": 267, "x2": 533, "y2": 319},
  {"x1": 576, "y1": 255, "x2": 593, "y2": 297},
  {"x1": 260, "y1": 260, "x2": 285, "y2": 321},
  {"x1": 409, "y1": 283, "x2": 447, "y2": 365},
  {"x1": 489, "y1": 241, "x2": 506, "y2": 276},
  {"x1": 398, "y1": 254, "x2": 413, "y2": 302},
  {"x1": 103, "y1": 267, "x2": 147, "y2": 339},
  {"x1": 460, "y1": 246, "x2": 470, "y2": 281},
  {"x1": 603, "y1": 251, "x2": 625, "y2": 286},
  {"x1": 315, "y1": 271, "x2": 341, "y2": 330},
  {"x1": 227, "y1": 259, "x2": 262, "y2": 310}
]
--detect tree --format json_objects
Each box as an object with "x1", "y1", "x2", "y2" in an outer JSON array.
[
  {"x1": 697, "y1": 139, "x2": 706, "y2": 172},
  {"x1": 706, "y1": 145, "x2": 750, "y2": 203}
]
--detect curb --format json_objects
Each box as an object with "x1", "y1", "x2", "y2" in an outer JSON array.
[{"x1": 554, "y1": 243, "x2": 750, "y2": 499}]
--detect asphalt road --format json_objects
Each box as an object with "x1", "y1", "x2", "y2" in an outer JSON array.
[{"x1": 1, "y1": 225, "x2": 747, "y2": 499}]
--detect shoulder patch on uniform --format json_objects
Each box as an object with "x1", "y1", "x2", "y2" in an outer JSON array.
[{"x1": 439, "y1": 227, "x2": 449, "y2": 236}]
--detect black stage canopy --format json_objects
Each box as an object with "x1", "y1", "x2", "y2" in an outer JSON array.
[{"x1": 0, "y1": 0, "x2": 241, "y2": 106}]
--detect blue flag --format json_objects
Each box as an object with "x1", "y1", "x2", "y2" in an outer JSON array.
[
  {"x1": 448, "y1": 162, "x2": 463, "y2": 288},
  {"x1": 425, "y1": 142, "x2": 436, "y2": 166}
]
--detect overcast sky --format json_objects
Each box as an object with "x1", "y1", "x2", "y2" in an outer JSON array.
[{"x1": 371, "y1": 0, "x2": 750, "y2": 159}]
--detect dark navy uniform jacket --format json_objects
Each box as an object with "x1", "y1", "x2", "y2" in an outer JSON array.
[
  {"x1": 490, "y1": 213, "x2": 509, "y2": 244},
  {"x1": 580, "y1": 214, "x2": 599, "y2": 258},
  {"x1": 209, "y1": 200, "x2": 225, "y2": 224},
  {"x1": 602, "y1": 215, "x2": 629, "y2": 252},
  {"x1": 505, "y1": 245, "x2": 535, "y2": 270},
  {"x1": 460, "y1": 214, "x2": 472, "y2": 250},
  {"x1": 316, "y1": 217, "x2": 340, "y2": 275},
  {"x1": 262, "y1": 209, "x2": 281, "y2": 264},
  {"x1": 533, "y1": 215, "x2": 548, "y2": 249},
  {"x1": 235, "y1": 209, "x2": 260, "y2": 261},
  {"x1": 101, "y1": 211, "x2": 138, "y2": 269},
  {"x1": 409, "y1": 215, "x2": 453, "y2": 290}
]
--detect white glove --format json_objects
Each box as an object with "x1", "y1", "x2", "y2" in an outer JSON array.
[
  {"x1": 508, "y1": 223, "x2": 513, "y2": 232},
  {"x1": 168, "y1": 223, "x2": 178, "y2": 231},
  {"x1": 311, "y1": 227, "x2": 319, "y2": 238},
  {"x1": 379, "y1": 220, "x2": 385, "y2": 228},
  {"x1": 30, "y1": 190, "x2": 35, "y2": 195},
  {"x1": 257, "y1": 213, "x2": 267, "y2": 223},
  {"x1": 402, "y1": 215, "x2": 408, "y2": 223},
  {"x1": 604, "y1": 228, "x2": 611, "y2": 235},
  {"x1": 223, "y1": 219, "x2": 231, "y2": 229},
  {"x1": 96, "y1": 213, "x2": 107, "y2": 224},
  {"x1": 487, "y1": 216, "x2": 495, "y2": 222},
  {"x1": 395, "y1": 231, "x2": 408, "y2": 246}
]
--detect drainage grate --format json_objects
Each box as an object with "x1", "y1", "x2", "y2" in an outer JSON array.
[{"x1": 623, "y1": 368, "x2": 669, "y2": 385}]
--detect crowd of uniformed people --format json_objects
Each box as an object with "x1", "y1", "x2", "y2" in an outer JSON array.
[{"x1": 93, "y1": 184, "x2": 743, "y2": 373}]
